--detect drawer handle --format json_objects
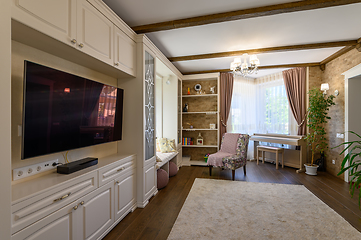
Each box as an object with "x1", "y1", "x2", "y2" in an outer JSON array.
[
  {"x1": 54, "y1": 192, "x2": 71, "y2": 202},
  {"x1": 114, "y1": 62, "x2": 119, "y2": 66},
  {"x1": 117, "y1": 167, "x2": 125, "y2": 172},
  {"x1": 71, "y1": 39, "x2": 77, "y2": 44},
  {"x1": 79, "y1": 43, "x2": 84, "y2": 48},
  {"x1": 115, "y1": 180, "x2": 120, "y2": 184},
  {"x1": 73, "y1": 205, "x2": 78, "y2": 210}
]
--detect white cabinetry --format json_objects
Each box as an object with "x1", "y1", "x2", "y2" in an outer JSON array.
[
  {"x1": 12, "y1": 181, "x2": 114, "y2": 240},
  {"x1": 12, "y1": 0, "x2": 77, "y2": 46},
  {"x1": 75, "y1": 181, "x2": 114, "y2": 240},
  {"x1": 114, "y1": 170, "x2": 135, "y2": 220},
  {"x1": 76, "y1": 0, "x2": 113, "y2": 65},
  {"x1": 12, "y1": 0, "x2": 136, "y2": 77},
  {"x1": 114, "y1": 25, "x2": 136, "y2": 76},
  {"x1": 12, "y1": 201, "x2": 77, "y2": 240},
  {"x1": 11, "y1": 153, "x2": 136, "y2": 240}
]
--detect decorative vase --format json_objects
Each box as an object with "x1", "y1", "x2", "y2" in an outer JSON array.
[
  {"x1": 304, "y1": 164, "x2": 319, "y2": 176},
  {"x1": 315, "y1": 152, "x2": 325, "y2": 171}
]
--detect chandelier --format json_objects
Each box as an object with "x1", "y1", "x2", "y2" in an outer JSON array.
[{"x1": 230, "y1": 54, "x2": 260, "y2": 76}]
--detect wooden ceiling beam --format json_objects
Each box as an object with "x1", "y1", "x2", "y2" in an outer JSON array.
[
  {"x1": 168, "y1": 40, "x2": 357, "y2": 62},
  {"x1": 356, "y1": 37, "x2": 361, "y2": 52},
  {"x1": 183, "y1": 63, "x2": 321, "y2": 75},
  {"x1": 320, "y1": 45, "x2": 355, "y2": 67},
  {"x1": 132, "y1": 0, "x2": 361, "y2": 34}
]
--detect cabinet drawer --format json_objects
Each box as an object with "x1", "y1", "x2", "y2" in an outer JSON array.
[
  {"x1": 98, "y1": 155, "x2": 135, "y2": 186},
  {"x1": 11, "y1": 171, "x2": 97, "y2": 234}
]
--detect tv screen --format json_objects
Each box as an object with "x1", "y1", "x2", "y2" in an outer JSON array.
[{"x1": 22, "y1": 61, "x2": 123, "y2": 159}]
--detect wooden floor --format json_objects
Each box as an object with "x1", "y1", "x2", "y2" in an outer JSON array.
[{"x1": 104, "y1": 161, "x2": 361, "y2": 240}]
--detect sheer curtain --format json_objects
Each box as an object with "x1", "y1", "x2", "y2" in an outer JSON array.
[{"x1": 227, "y1": 72, "x2": 297, "y2": 158}]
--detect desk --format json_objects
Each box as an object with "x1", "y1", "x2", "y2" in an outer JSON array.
[{"x1": 250, "y1": 133, "x2": 307, "y2": 173}]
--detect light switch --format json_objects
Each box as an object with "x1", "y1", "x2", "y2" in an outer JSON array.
[{"x1": 336, "y1": 133, "x2": 344, "y2": 139}]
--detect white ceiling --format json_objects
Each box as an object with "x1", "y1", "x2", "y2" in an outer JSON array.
[{"x1": 103, "y1": 0, "x2": 361, "y2": 76}]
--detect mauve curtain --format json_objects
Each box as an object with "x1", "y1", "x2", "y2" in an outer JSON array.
[
  {"x1": 282, "y1": 67, "x2": 306, "y2": 135},
  {"x1": 220, "y1": 72, "x2": 234, "y2": 146}
]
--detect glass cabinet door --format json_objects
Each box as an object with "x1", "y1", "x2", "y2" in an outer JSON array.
[{"x1": 144, "y1": 51, "x2": 155, "y2": 160}]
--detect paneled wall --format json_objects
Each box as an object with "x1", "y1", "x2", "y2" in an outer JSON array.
[{"x1": 309, "y1": 48, "x2": 361, "y2": 178}]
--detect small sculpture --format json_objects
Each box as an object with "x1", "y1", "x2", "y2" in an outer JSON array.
[
  {"x1": 183, "y1": 103, "x2": 188, "y2": 112},
  {"x1": 210, "y1": 86, "x2": 215, "y2": 94}
]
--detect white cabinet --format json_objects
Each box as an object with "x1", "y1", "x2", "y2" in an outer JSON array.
[
  {"x1": 75, "y1": 181, "x2": 114, "y2": 240},
  {"x1": 12, "y1": 0, "x2": 137, "y2": 76},
  {"x1": 114, "y1": 170, "x2": 136, "y2": 220},
  {"x1": 12, "y1": 181, "x2": 114, "y2": 240},
  {"x1": 11, "y1": 171, "x2": 98, "y2": 234},
  {"x1": 114, "y1": 25, "x2": 136, "y2": 76},
  {"x1": 76, "y1": 0, "x2": 113, "y2": 65},
  {"x1": 12, "y1": 202, "x2": 77, "y2": 240},
  {"x1": 12, "y1": 0, "x2": 77, "y2": 46},
  {"x1": 11, "y1": 154, "x2": 136, "y2": 239}
]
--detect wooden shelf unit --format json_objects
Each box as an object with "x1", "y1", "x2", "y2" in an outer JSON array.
[{"x1": 181, "y1": 74, "x2": 220, "y2": 164}]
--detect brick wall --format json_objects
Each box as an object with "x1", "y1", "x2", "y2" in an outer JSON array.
[{"x1": 308, "y1": 48, "x2": 361, "y2": 179}]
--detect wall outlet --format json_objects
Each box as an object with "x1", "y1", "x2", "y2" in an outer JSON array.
[
  {"x1": 13, "y1": 159, "x2": 59, "y2": 181},
  {"x1": 332, "y1": 159, "x2": 336, "y2": 165},
  {"x1": 336, "y1": 133, "x2": 345, "y2": 139}
]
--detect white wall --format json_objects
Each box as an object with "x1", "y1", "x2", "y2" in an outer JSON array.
[
  {"x1": 11, "y1": 41, "x2": 118, "y2": 173},
  {"x1": 0, "y1": 0, "x2": 12, "y2": 238},
  {"x1": 162, "y1": 75, "x2": 178, "y2": 141},
  {"x1": 155, "y1": 75, "x2": 163, "y2": 138}
]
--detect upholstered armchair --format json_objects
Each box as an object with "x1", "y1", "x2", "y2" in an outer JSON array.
[{"x1": 207, "y1": 133, "x2": 250, "y2": 180}]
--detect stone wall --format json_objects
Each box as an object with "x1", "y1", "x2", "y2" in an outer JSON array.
[{"x1": 309, "y1": 48, "x2": 361, "y2": 179}]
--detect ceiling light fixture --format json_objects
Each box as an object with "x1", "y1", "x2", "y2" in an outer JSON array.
[{"x1": 230, "y1": 53, "x2": 260, "y2": 76}]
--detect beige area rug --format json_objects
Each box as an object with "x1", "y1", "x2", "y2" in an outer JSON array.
[{"x1": 167, "y1": 178, "x2": 361, "y2": 240}]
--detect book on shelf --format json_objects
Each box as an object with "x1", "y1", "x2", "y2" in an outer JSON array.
[{"x1": 182, "y1": 137, "x2": 193, "y2": 145}]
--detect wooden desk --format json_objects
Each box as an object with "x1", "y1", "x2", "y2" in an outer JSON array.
[{"x1": 250, "y1": 133, "x2": 307, "y2": 173}]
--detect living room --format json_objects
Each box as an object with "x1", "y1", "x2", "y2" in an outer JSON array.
[{"x1": 1, "y1": 1, "x2": 361, "y2": 239}]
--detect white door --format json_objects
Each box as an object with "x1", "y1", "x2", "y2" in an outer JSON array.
[
  {"x1": 12, "y1": 204, "x2": 76, "y2": 240},
  {"x1": 12, "y1": 0, "x2": 77, "y2": 46},
  {"x1": 114, "y1": 171, "x2": 135, "y2": 220},
  {"x1": 76, "y1": 0, "x2": 113, "y2": 65},
  {"x1": 114, "y1": 26, "x2": 136, "y2": 76},
  {"x1": 76, "y1": 181, "x2": 114, "y2": 240}
]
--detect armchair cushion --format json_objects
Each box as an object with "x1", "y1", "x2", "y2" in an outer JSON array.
[
  {"x1": 222, "y1": 154, "x2": 247, "y2": 170},
  {"x1": 207, "y1": 152, "x2": 233, "y2": 167}
]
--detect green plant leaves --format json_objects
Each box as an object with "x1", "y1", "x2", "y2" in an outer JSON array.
[
  {"x1": 333, "y1": 131, "x2": 361, "y2": 209},
  {"x1": 305, "y1": 88, "x2": 335, "y2": 165}
]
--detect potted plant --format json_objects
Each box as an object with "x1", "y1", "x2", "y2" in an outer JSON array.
[
  {"x1": 334, "y1": 131, "x2": 361, "y2": 208},
  {"x1": 304, "y1": 88, "x2": 335, "y2": 175}
]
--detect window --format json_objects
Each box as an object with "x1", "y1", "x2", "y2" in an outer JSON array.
[{"x1": 227, "y1": 72, "x2": 297, "y2": 157}]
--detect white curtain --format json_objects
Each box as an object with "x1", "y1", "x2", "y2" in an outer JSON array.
[{"x1": 227, "y1": 72, "x2": 297, "y2": 158}]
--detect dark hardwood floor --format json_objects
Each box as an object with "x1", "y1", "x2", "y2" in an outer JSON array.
[{"x1": 104, "y1": 161, "x2": 361, "y2": 240}]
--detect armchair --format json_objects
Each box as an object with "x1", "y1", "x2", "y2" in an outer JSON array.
[{"x1": 207, "y1": 133, "x2": 249, "y2": 180}]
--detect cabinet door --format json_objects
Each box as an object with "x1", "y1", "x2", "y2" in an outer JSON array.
[
  {"x1": 114, "y1": 170, "x2": 136, "y2": 220},
  {"x1": 114, "y1": 26, "x2": 136, "y2": 76},
  {"x1": 144, "y1": 163, "x2": 156, "y2": 199},
  {"x1": 76, "y1": 181, "x2": 114, "y2": 240},
  {"x1": 12, "y1": 0, "x2": 77, "y2": 46},
  {"x1": 12, "y1": 204, "x2": 76, "y2": 240},
  {"x1": 76, "y1": 0, "x2": 113, "y2": 65}
]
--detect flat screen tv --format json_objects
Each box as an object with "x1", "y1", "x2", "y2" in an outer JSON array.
[{"x1": 22, "y1": 61, "x2": 124, "y2": 159}]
